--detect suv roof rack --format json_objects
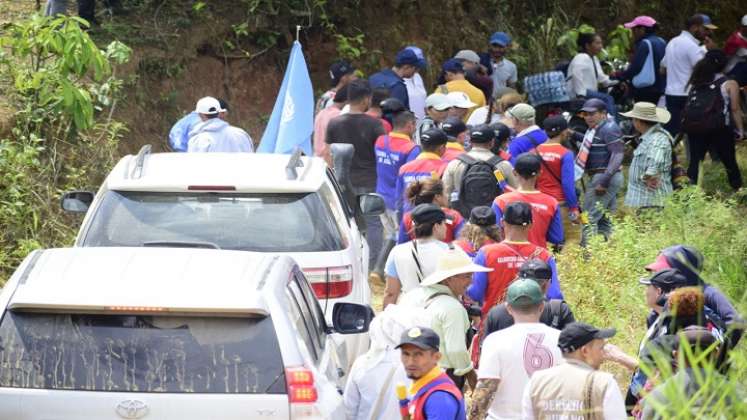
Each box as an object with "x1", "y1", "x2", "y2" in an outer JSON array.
[
  {"x1": 129, "y1": 144, "x2": 152, "y2": 179},
  {"x1": 285, "y1": 148, "x2": 305, "y2": 180}
]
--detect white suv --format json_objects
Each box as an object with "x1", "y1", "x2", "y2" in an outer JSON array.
[
  {"x1": 0, "y1": 247, "x2": 374, "y2": 420},
  {"x1": 62, "y1": 147, "x2": 384, "y2": 366}
]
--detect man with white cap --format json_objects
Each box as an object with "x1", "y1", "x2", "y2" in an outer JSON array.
[
  {"x1": 187, "y1": 96, "x2": 254, "y2": 153},
  {"x1": 621, "y1": 102, "x2": 674, "y2": 209},
  {"x1": 406, "y1": 245, "x2": 492, "y2": 390},
  {"x1": 620, "y1": 16, "x2": 667, "y2": 104},
  {"x1": 415, "y1": 93, "x2": 451, "y2": 145},
  {"x1": 343, "y1": 304, "x2": 428, "y2": 420},
  {"x1": 446, "y1": 91, "x2": 478, "y2": 122}
]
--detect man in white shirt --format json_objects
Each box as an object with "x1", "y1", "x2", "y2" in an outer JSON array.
[
  {"x1": 187, "y1": 97, "x2": 254, "y2": 153},
  {"x1": 404, "y1": 46, "x2": 428, "y2": 122},
  {"x1": 521, "y1": 322, "x2": 627, "y2": 420},
  {"x1": 661, "y1": 14, "x2": 717, "y2": 136},
  {"x1": 468, "y1": 278, "x2": 563, "y2": 420}
]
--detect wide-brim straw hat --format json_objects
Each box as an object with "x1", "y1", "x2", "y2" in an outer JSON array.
[
  {"x1": 421, "y1": 247, "x2": 492, "y2": 286},
  {"x1": 621, "y1": 102, "x2": 671, "y2": 124}
]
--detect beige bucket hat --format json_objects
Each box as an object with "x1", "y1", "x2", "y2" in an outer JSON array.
[{"x1": 421, "y1": 247, "x2": 492, "y2": 286}]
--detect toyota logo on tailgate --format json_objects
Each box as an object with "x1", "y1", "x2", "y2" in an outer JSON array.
[{"x1": 115, "y1": 400, "x2": 149, "y2": 419}]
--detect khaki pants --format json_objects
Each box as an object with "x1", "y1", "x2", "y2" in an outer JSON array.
[{"x1": 560, "y1": 204, "x2": 581, "y2": 247}]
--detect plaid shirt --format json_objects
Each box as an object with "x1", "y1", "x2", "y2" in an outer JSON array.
[{"x1": 624, "y1": 124, "x2": 673, "y2": 207}]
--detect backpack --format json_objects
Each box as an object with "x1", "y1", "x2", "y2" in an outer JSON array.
[
  {"x1": 682, "y1": 77, "x2": 729, "y2": 134},
  {"x1": 454, "y1": 154, "x2": 504, "y2": 218}
]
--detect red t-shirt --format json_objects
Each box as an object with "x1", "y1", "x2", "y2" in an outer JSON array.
[
  {"x1": 470, "y1": 241, "x2": 553, "y2": 316},
  {"x1": 535, "y1": 143, "x2": 571, "y2": 203},
  {"x1": 492, "y1": 190, "x2": 561, "y2": 248}
]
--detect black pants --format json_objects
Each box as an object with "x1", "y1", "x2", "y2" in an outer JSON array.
[
  {"x1": 686, "y1": 128, "x2": 743, "y2": 190},
  {"x1": 632, "y1": 89, "x2": 662, "y2": 105},
  {"x1": 445, "y1": 369, "x2": 466, "y2": 391},
  {"x1": 664, "y1": 95, "x2": 688, "y2": 137}
]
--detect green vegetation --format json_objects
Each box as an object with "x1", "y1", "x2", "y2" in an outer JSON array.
[
  {"x1": 557, "y1": 187, "x2": 747, "y2": 416},
  {"x1": 0, "y1": 15, "x2": 130, "y2": 280}
]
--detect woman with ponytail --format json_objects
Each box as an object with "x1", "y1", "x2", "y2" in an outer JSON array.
[{"x1": 397, "y1": 179, "x2": 465, "y2": 244}]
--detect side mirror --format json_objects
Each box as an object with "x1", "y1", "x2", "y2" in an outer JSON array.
[
  {"x1": 357, "y1": 193, "x2": 385, "y2": 217},
  {"x1": 61, "y1": 191, "x2": 94, "y2": 213},
  {"x1": 332, "y1": 302, "x2": 374, "y2": 334}
]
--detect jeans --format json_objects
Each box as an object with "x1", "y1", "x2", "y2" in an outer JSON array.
[
  {"x1": 45, "y1": 0, "x2": 68, "y2": 15},
  {"x1": 353, "y1": 187, "x2": 383, "y2": 273},
  {"x1": 687, "y1": 128, "x2": 743, "y2": 190},
  {"x1": 632, "y1": 89, "x2": 663, "y2": 105},
  {"x1": 664, "y1": 95, "x2": 688, "y2": 137},
  {"x1": 581, "y1": 171, "x2": 624, "y2": 246},
  {"x1": 586, "y1": 90, "x2": 617, "y2": 119}
]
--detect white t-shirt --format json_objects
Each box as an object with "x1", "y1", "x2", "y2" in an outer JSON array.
[
  {"x1": 384, "y1": 239, "x2": 449, "y2": 294},
  {"x1": 478, "y1": 322, "x2": 563, "y2": 420},
  {"x1": 662, "y1": 31, "x2": 705, "y2": 96},
  {"x1": 343, "y1": 349, "x2": 410, "y2": 420},
  {"x1": 405, "y1": 73, "x2": 427, "y2": 121},
  {"x1": 566, "y1": 53, "x2": 611, "y2": 97},
  {"x1": 466, "y1": 106, "x2": 502, "y2": 126}
]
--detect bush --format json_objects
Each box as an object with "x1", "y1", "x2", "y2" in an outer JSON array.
[
  {"x1": 0, "y1": 15, "x2": 130, "y2": 282},
  {"x1": 557, "y1": 187, "x2": 747, "y2": 416}
]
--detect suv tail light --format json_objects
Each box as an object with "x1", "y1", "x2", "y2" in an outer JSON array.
[
  {"x1": 304, "y1": 265, "x2": 353, "y2": 299},
  {"x1": 286, "y1": 367, "x2": 323, "y2": 419}
]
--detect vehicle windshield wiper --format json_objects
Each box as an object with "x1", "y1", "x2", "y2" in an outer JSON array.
[{"x1": 142, "y1": 241, "x2": 221, "y2": 249}]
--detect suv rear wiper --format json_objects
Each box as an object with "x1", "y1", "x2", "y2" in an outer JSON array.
[{"x1": 142, "y1": 241, "x2": 221, "y2": 249}]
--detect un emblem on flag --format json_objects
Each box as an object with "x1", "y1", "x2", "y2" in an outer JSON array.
[{"x1": 282, "y1": 94, "x2": 295, "y2": 123}]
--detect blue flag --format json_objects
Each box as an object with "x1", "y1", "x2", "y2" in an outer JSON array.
[{"x1": 258, "y1": 41, "x2": 314, "y2": 155}]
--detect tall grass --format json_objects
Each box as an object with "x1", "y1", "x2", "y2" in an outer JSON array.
[{"x1": 556, "y1": 187, "x2": 747, "y2": 414}]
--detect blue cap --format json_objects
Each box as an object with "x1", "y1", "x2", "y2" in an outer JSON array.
[
  {"x1": 395, "y1": 48, "x2": 422, "y2": 67},
  {"x1": 442, "y1": 58, "x2": 464, "y2": 74},
  {"x1": 580, "y1": 98, "x2": 607, "y2": 113},
  {"x1": 697, "y1": 14, "x2": 717, "y2": 29},
  {"x1": 489, "y1": 31, "x2": 512, "y2": 47},
  {"x1": 405, "y1": 45, "x2": 428, "y2": 69}
]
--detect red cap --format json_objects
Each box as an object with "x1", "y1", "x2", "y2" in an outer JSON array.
[{"x1": 645, "y1": 254, "x2": 671, "y2": 272}]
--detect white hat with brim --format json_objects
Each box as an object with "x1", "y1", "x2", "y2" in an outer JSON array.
[
  {"x1": 426, "y1": 93, "x2": 452, "y2": 111},
  {"x1": 421, "y1": 247, "x2": 492, "y2": 286},
  {"x1": 620, "y1": 101, "x2": 671, "y2": 124},
  {"x1": 446, "y1": 91, "x2": 477, "y2": 109}
]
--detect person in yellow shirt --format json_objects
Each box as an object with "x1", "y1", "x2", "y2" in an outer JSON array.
[{"x1": 435, "y1": 59, "x2": 487, "y2": 120}]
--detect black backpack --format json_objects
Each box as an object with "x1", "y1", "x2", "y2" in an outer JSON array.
[
  {"x1": 682, "y1": 77, "x2": 728, "y2": 134},
  {"x1": 454, "y1": 154, "x2": 503, "y2": 218}
]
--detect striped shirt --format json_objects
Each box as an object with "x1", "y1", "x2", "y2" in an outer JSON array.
[{"x1": 624, "y1": 124, "x2": 673, "y2": 208}]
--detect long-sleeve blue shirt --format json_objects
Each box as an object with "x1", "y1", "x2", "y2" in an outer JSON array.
[
  {"x1": 508, "y1": 128, "x2": 548, "y2": 164},
  {"x1": 169, "y1": 112, "x2": 201, "y2": 152},
  {"x1": 620, "y1": 35, "x2": 667, "y2": 94}
]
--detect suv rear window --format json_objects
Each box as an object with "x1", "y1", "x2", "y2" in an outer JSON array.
[
  {"x1": 82, "y1": 191, "x2": 345, "y2": 252},
  {"x1": 0, "y1": 312, "x2": 286, "y2": 394}
]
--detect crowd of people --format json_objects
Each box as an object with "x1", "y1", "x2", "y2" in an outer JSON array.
[
  {"x1": 150, "y1": 10, "x2": 747, "y2": 420},
  {"x1": 307, "y1": 12, "x2": 745, "y2": 420}
]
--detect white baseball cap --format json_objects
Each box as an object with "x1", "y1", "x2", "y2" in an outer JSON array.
[
  {"x1": 446, "y1": 91, "x2": 477, "y2": 109},
  {"x1": 195, "y1": 96, "x2": 221, "y2": 115},
  {"x1": 742, "y1": 14, "x2": 747, "y2": 26},
  {"x1": 425, "y1": 93, "x2": 451, "y2": 111},
  {"x1": 453, "y1": 49, "x2": 481, "y2": 64}
]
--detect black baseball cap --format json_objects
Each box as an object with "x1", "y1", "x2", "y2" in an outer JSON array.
[
  {"x1": 489, "y1": 122, "x2": 511, "y2": 143},
  {"x1": 411, "y1": 203, "x2": 446, "y2": 225},
  {"x1": 380, "y1": 97, "x2": 406, "y2": 114},
  {"x1": 514, "y1": 153, "x2": 542, "y2": 178},
  {"x1": 519, "y1": 259, "x2": 552, "y2": 281},
  {"x1": 469, "y1": 206, "x2": 496, "y2": 226},
  {"x1": 441, "y1": 117, "x2": 467, "y2": 139},
  {"x1": 543, "y1": 115, "x2": 568, "y2": 137},
  {"x1": 558, "y1": 322, "x2": 616, "y2": 353},
  {"x1": 580, "y1": 98, "x2": 607, "y2": 113},
  {"x1": 638, "y1": 268, "x2": 691, "y2": 292},
  {"x1": 395, "y1": 326, "x2": 440, "y2": 351},
  {"x1": 503, "y1": 201, "x2": 532, "y2": 226},
  {"x1": 330, "y1": 60, "x2": 355, "y2": 86},
  {"x1": 420, "y1": 128, "x2": 448, "y2": 147},
  {"x1": 470, "y1": 124, "x2": 496, "y2": 143}
]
